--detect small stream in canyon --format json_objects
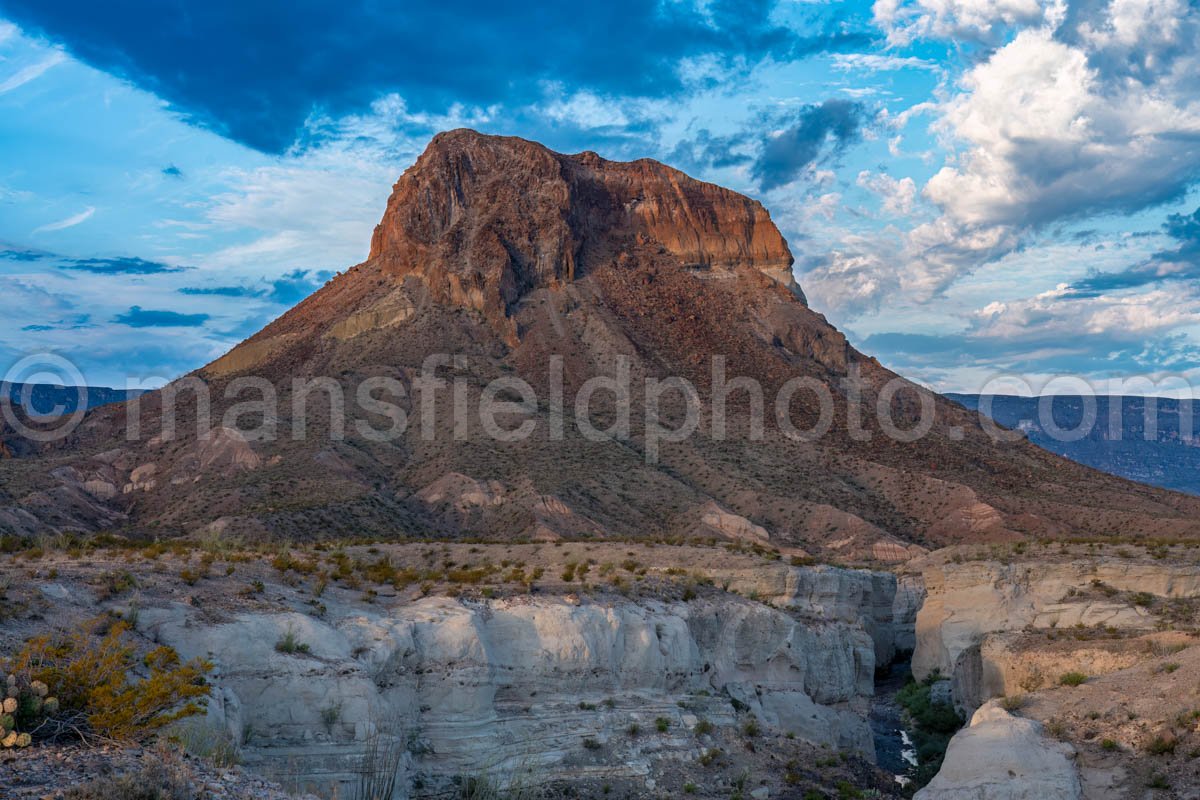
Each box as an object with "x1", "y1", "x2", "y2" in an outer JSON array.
[{"x1": 871, "y1": 658, "x2": 918, "y2": 788}]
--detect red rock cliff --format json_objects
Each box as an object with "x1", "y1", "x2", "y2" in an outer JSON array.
[{"x1": 368, "y1": 129, "x2": 799, "y2": 320}]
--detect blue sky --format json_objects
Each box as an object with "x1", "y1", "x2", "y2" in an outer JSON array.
[{"x1": 1, "y1": 1, "x2": 1199, "y2": 395}]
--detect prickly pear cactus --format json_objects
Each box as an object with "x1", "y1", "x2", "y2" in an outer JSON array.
[{"x1": 0, "y1": 661, "x2": 67, "y2": 747}]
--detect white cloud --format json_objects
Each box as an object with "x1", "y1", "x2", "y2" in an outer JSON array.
[
  {"x1": 832, "y1": 53, "x2": 938, "y2": 72},
  {"x1": 925, "y1": 23, "x2": 1200, "y2": 229},
  {"x1": 857, "y1": 170, "x2": 918, "y2": 216},
  {"x1": 203, "y1": 164, "x2": 389, "y2": 274},
  {"x1": 32, "y1": 206, "x2": 95, "y2": 234},
  {"x1": 809, "y1": 192, "x2": 842, "y2": 221},
  {"x1": 825, "y1": 0, "x2": 1200, "y2": 320},
  {"x1": 0, "y1": 50, "x2": 66, "y2": 94},
  {"x1": 872, "y1": 0, "x2": 1052, "y2": 45},
  {"x1": 194, "y1": 94, "x2": 489, "y2": 275},
  {"x1": 541, "y1": 90, "x2": 631, "y2": 128},
  {"x1": 971, "y1": 284, "x2": 1200, "y2": 342}
]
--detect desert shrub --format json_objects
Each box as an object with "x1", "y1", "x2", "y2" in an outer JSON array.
[
  {"x1": 1018, "y1": 666, "x2": 1045, "y2": 692},
  {"x1": 1131, "y1": 592, "x2": 1157, "y2": 608},
  {"x1": 1146, "y1": 734, "x2": 1177, "y2": 755},
  {"x1": 354, "y1": 719, "x2": 406, "y2": 800},
  {"x1": 999, "y1": 695, "x2": 1026, "y2": 712},
  {"x1": 98, "y1": 571, "x2": 138, "y2": 600},
  {"x1": 1059, "y1": 671, "x2": 1088, "y2": 687},
  {"x1": 693, "y1": 718, "x2": 714, "y2": 736},
  {"x1": 5, "y1": 619, "x2": 210, "y2": 743},
  {"x1": 64, "y1": 751, "x2": 198, "y2": 800},
  {"x1": 167, "y1": 718, "x2": 240, "y2": 767},
  {"x1": 275, "y1": 628, "x2": 311, "y2": 655},
  {"x1": 835, "y1": 780, "x2": 864, "y2": 799},
  {"x1": 655, "y1": 716, "x2": 670, "y2": 732}
]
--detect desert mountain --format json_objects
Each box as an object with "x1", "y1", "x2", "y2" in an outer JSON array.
[{"x1": 3, "y1": 129, "x2": 1199, "y2": 558}]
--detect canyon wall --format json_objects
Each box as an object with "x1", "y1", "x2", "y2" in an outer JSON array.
[
  {"x1": 913, "y1": 555, "x2": 1200, "y2": 707},
  {"x1": 134, "y1": 564, "x2": 908, "y2": 798}
]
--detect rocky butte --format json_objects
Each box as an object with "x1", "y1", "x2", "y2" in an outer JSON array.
[
  {"x1": 3, "y1": 129, "x2": 1199, "y2": 558},
  {"x1": 3, "y1": 131, "x2": 1200, "y2": 799}
]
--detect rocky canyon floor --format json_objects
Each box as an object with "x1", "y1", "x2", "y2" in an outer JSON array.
[
  {"x1": 4, "y1": 536, "x2": 1200, "y2": 798},
  {"x1": 0, "y1": 537, "x2": 913, "y2": 799}
]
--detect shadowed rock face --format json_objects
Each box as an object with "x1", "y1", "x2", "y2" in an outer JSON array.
[{"x1": 368, "y1": 129, "x2": 801, "y2": 331}]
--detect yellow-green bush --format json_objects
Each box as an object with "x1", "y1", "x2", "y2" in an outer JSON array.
[{"x1": 4, "y1": 618, "x2": 212, "y2": 742}]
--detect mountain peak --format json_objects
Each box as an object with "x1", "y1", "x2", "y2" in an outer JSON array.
[{"x1": 367, "y1": 130, "x2": 801, "y2": 325}]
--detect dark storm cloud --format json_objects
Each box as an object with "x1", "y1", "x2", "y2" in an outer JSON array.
[
  {"x1": 1069, "y1": 206, "x2": 1200, "y2": 297},
  {"x1": 0, "y1": 0, "x2": 871, "y2": 154},
  {"x1": 113, "y1": 306, "x2": 210, "y2": 328},
  {"x1": 752, "y1": 100, "x2": 867, "y2": 190}
]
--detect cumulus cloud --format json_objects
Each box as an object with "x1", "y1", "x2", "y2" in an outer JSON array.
[
  {"x1": 796, "y1": 229, "x2": 907, "y2": 315},
  {"x1": 973, "y1": 284, "x2": 1200, "y2": 342},
  {"x1": 872, "y1": 0, "x2": 1050, "y2": 45},
  {"x1": 856, "y1": 170, "x2": 917, "y2": 215},
  {"x1": 665, "y1": 128, "x2": 754, "y2": 174},
  {"x1": 925, "y1": 23, "x2": 1200, "y2": 230},
  {"x1": 753, "y1": 100, "x2": 868, "y2": 190},
  {"x1": 821, "y1": 0, "x2": 1200, "y2": 319}
]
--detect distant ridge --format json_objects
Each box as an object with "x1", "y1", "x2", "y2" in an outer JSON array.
[
  {"x1": 949, "y1": 394, "x2": 1200, "y2": 496},
  {"x1": 2, "y1": 382, "x2": 143, "y2": 416}
]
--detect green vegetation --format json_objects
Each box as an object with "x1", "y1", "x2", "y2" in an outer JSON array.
[
  {"x1": 999, "y1": 694, "x2": 1026, "y2": 712},
  {"x1": 896, "y1": 671, "x2": 964, "y2": 790},
  {"x1": 274, "y1": 628, "x2": 311, "y2": 655},
  {"x1": 1059, "y1": 671, "x2": 1088, "y2": 687},
  {"x1": 5, "y1": 617, "x2": 210, "y2": 744},
  {"x1": 1146, "y1": 734, "x2": 1177, "y2": 755}
]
